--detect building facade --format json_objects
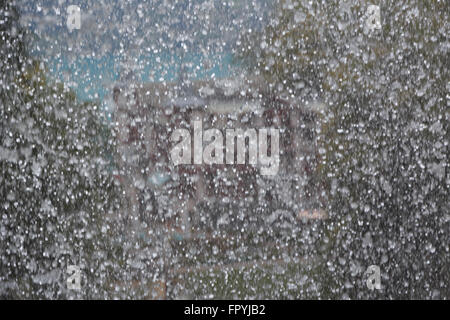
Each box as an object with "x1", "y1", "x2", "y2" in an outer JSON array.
[{"x1": 112, "y1": 77, "x2": 325, "y2": 237}]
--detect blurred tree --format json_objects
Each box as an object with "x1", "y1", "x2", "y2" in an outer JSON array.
[
  {"x1": 0, "y1": 0, "x2": 125, "y2": 298},
  {"x1": 236, "y1": 0, "x2": 448, "y2": 298}
]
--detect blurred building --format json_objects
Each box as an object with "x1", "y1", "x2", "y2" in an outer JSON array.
[{"x1": 112, "y1": 76, "x2": 326, "y2": 236}]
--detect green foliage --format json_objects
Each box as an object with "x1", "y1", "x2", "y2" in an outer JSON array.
[
  {"x1": 236, "y1": 0, "x2": 449, "y2": 298},
  {"x1": 0, "y1": 1, "x2": 124, "y2": 298}
]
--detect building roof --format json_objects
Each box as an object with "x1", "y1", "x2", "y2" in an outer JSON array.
[{"x1": 113, "y1": 76, "x2": 326, "y2": 117}]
